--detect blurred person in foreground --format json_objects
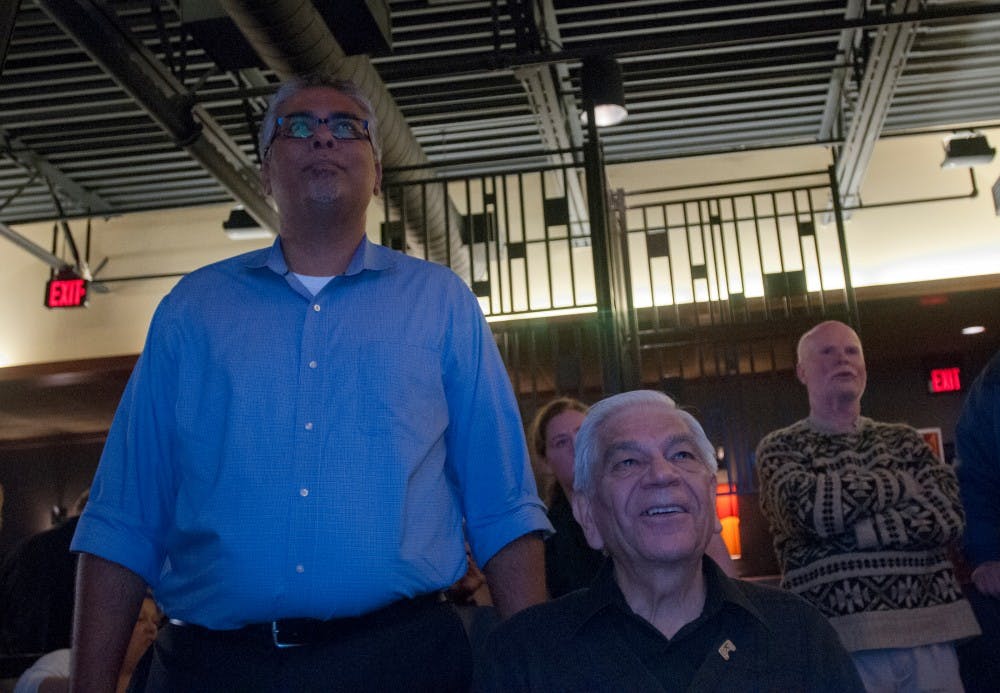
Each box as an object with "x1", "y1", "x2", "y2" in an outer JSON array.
[
  {"x1": 955, "y1": 348, "x2": 1000, "y2": 692},
  {"x1": 0, "y1": 489, "x2": 89, "y2": 655},
  {"x1": 15, "y1": 595, "x2": 159, "y2": 693},
  {"x1": 70, "y1": 74, "x2": 550, "y2": 692},
  {"x1": 475, "y1": 390, "x2": 863, "y2": 692},
  {"x1": 757, "y1": 320, "x2": 978, "y2": 692}
]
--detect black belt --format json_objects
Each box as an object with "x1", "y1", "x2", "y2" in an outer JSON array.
[{"x1": 169, "y1": 591, "x2": 447, "y2": 649}]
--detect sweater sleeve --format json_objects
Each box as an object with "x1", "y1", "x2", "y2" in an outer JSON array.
[
  {"x1": 756, "y1": 426, "x2": 908, "y2": 542},
  {"x1": 851, "y1": 426, "x2": 965, "y2": 551}
]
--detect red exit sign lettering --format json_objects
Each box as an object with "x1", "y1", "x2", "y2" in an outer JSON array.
[
  {"x1": 45, "y1": 276, "x2": 88, "y2": 308},
  {"x1": 928, "y1": 367, "x2": 961, "y2": 394}
]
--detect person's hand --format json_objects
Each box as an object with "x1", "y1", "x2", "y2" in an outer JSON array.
[
  {"x1": 971, "y1": 561, "x2": 1000, "y2": 597},
  {"x1": 446, "y1": 549, "x2": 487, "y2": 605}
]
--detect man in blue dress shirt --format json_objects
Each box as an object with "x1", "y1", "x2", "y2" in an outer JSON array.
[{"x1": 70, "y1": 75, "x2": 551, "y2": 692}]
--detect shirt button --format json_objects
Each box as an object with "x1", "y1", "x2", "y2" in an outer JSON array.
[
  {"x1": 309, "y1": 360, "x2": 317, "y2": 369},
  {"x1": 300, "y1": 488, "x2": 309, "y2": 497},
  {"x1": 304, "y1": 422, "x2": 313, "y2": 431},
  {"x1": 313, "y1": 304, "x2": 321, "y2": 312},
  {"x1": 296, "y1": 564, "x2": 305, "y2": 574}
]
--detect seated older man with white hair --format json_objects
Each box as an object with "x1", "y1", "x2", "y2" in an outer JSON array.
[{"x1": 474, "y1": 390, "x2": 864, "y2": 692}]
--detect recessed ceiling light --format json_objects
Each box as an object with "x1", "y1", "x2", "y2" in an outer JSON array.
[{"x1": 961, "y1": 325, "x2": 986, "y2": 335}]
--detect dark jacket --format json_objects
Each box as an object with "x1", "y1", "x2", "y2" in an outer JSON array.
[
  {"x1": 0, "y1": 516, "x2": 79, "y2": 654},
  {"x1": 957, "y1": 349, "x2": 1000, "y2": 567}
]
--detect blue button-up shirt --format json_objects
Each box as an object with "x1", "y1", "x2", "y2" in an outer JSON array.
[{"x1": 73, "y1": 237, "x2": 550, "y2": 629}]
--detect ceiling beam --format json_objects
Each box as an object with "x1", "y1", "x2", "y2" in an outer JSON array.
[
  {"x1": 513, "y1": 0, "x2": 588, "y2": 239},
  {"x1": 33, "y1": 0, "x2": 278, "y2": 234},
  {"x1": 1, "y1": 129, "x2": 113, "y2": 216},
  {"x1": 835, "y1": 0, "x2": 922, "y2": 207},
  {"x1": 818, "y1": 0, "x2": 865, "y2": 141},
  {"x1": 0, "y1": 220, "x2": 70, "y2": 271},
  {"x1": 0, "y1": 0, "x2": 18, "y2": 76}
]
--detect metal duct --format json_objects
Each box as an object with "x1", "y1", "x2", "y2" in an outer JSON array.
[
  {"x1": 219, "y1": 0, "x2": 471, "y2": 282},
  {"x1": 33, "y1": 0, "x2": 278, "y2": 235}
]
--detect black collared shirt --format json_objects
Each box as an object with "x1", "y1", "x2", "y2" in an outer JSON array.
[
  {"x1": 474, "y1": 557, "x2": 864, "y2": 693},
  {"x1": 544, "y1": 487, "x2": 606, "y2": 598}
]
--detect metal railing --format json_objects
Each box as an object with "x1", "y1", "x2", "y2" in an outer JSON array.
[
  {"x1": 621, "y1": 168, "x2": 857, "y2": 382},
  {"x1": 377, "y1": 162, "x2": 858, "y2": 494},
  {"x1": 379, "y1": 162, "x2": 598, "y2": 319}
]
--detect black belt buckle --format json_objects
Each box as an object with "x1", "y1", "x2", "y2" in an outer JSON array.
[{"x1": 271, "y1": 619, "x2": 309, "y2": 648}]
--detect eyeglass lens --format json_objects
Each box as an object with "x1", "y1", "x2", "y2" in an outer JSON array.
[{"x1": 277, "y1": 114, "x2": 369, "y2": 141}]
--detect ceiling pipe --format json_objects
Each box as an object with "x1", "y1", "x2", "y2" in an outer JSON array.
[
  {"x1": 219, "y1": 0, "x2": 471, "y2": 282},
  {"x1": 33, "y1": 0, "x2": 278, "y2": 235}
]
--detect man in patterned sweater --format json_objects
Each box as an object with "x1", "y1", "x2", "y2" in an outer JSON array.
[{"x1": 757, "y1": 320, "x2": 979, "y2": 691}]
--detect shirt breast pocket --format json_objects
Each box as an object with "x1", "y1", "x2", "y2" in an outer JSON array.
[{"x1": 357, "y1": 340, "x2": 447, "y2": 448}]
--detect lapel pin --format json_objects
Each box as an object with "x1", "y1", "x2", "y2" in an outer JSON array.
[{"x1": 718, "y1": 639, "x2": 736, "y2": 661}]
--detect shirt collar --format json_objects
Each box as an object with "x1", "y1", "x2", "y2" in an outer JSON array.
[
  {"x1": 245, "y1": 236, "x2": 398, "y2": 277},
  {"x1": 573, "y1": 555, "x2": 770, "y2": 636},
  {"x1": 706, "y1": 557, "x2": 769, "y2": 631}
]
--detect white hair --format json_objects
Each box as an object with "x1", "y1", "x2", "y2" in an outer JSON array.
[{"x1": 573, "y1": 389, "x2": 717, "y2": 496}]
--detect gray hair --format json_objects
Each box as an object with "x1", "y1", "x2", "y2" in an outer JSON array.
[
  {"x1": 573, "y1": 390, "x2": 717, "y2": 496},
  {"x1": 258, "y1": 75, "x2": 382, "y2": 164}
]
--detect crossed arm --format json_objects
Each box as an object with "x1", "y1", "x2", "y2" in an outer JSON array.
[{"x1": 757, "y1": 426, "x2": 964, "y2": 552}]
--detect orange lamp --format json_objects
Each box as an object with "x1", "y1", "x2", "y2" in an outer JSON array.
[{"x1": 715, "y1": 484, "x2": 742, "y2": 559}]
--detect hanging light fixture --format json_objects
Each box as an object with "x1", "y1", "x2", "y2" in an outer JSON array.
[{"x1": 580, "y1": 55, "x2": 628, "y2": 127}]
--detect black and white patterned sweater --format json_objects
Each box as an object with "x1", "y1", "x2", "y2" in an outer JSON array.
[{"x1": 756, "y1": 416, "x2": 980, "y2": 652}]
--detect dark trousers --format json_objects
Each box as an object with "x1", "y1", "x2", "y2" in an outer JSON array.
[{"x1": 139, "y1": 601, "x2": 473, "y2": 693}]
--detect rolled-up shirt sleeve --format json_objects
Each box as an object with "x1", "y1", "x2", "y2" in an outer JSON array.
[
  {"x1": 438, "y1": 276, "x2": 551, "y2": 567},
  {"x1": 72, "y1": 296, "x2": 180, "y2": 586}
]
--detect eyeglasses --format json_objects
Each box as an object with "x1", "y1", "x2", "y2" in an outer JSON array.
[{"x1": 269, "y1": 112, "x2": 370, "y2": 150}]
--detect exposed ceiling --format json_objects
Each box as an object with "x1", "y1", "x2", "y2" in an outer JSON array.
[{"x1": 2, "y1": 0, "x2": 1000, "y2": 234}]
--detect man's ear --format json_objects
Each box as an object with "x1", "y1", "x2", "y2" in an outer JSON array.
[
  {"x1": 571, "y1": 492, "x2": 605, "y2": 552},
  {"x1": 373, "y1": 161, "x2": 383, "y2": 196},
  {"x1": 795, "y1": 362, "x2": 807, "y2": 386}
]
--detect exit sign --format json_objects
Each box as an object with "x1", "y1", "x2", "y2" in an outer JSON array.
[
  {"x1": 45, "y1": 273, "x2": 89, "y2": 308},
  {"x1": 928, "y1": 367, "x2": 961, "y2": 394}
]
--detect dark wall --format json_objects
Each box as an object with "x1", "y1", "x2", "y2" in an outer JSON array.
[
  {"x1": 865, "y1": 353, "x2": 995, "y2": 454},
  {"x1": 0, "y1": 436, "x2": 103, "y2": 556}
]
